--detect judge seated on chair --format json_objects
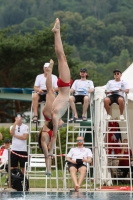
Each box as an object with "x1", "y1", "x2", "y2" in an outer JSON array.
[
  {"x1": 104, "y1": 69, "x2": 129, "y2": 121},
  {"x1": 66, "y1": 136, "x2": 92, "y2": 191},
  {"x1": 69, "y1": 68, "x2": 94, "y2": 122}
]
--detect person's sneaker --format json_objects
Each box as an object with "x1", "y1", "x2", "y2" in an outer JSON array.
[
  {"x1": 106, "y1": 115, "x2": 112, "y2": 120},
  {"x1": 120, "y1": 115, "x2": 124, "y2": 121}
]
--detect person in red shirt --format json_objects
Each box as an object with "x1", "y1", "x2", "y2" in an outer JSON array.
[
  {"x1": 118, "y1": 139, "x2": 133, "y2": 178},
  {"x1": 0, "y1": 138, "x2": 11, "y2": 186},
  {"x1": 107, "y1": 121, "x2": 121, "y2": 154},
  {"x1": 0, "y1": 139, "x2": 11, "y2": 167}
]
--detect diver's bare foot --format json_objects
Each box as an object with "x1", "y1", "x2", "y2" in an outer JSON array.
[
  {"x1": 52, "y1": 18, "x2": 60, "y2": 33},
  {"x1": 46, "y1": 59, "x2": 54, "y2": 73},
  {"x1": 58, "y1": 119, "x2": 64, "y2": 128}
]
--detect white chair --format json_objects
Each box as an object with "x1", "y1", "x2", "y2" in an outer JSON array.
[
  {"x1": 63, "y1": 161, "x2": 91, "y2": 192},
  {"x1": 23, "y1": 154, "x2": 58, "y2": 191},
  {"x1": 0, "y1": 156, "x2": 7, "y2": 190}
]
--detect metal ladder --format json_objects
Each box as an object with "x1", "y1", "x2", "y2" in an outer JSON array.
[
  {"x1": 65, "y1": 93, "x2": 95, "y2": 190},
  {"x1": 99, "y1": 94, "x2": 132, "y2": 190}
]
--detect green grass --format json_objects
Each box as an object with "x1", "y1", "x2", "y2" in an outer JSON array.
[
  {"x1": 28, "y1": 170, "x2": 64, "y2": 188},
  {"x1": 1, "y1": 170, "x2": 93, "y2": 189},
  {"x1": 1, "y1": 170, "x2": 67, "y2": 189}
]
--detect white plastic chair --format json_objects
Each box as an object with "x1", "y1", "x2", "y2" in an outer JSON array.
[
  {"x1": 63, "y1": 161, "x2": 91, "y2": 192},
  {"x1": 23, "y1": 154, "x2": 58, "y2": 191}
]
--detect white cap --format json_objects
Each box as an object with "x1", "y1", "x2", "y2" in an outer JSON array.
[{"x1": 44, "y1": 62, "x2": 50, "y2": 68}]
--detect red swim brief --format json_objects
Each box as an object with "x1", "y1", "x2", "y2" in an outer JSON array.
[
  {"x1": 43, "y1": 112, "x2": 51, "y2": 122},
  {"x1": 57, "y1": 78, "x2": 73, "y2": 87},
  {"x1": 42, "y1": 129, "x2": 53, "y2": 140}
]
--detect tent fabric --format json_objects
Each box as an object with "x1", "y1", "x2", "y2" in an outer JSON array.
[
  {"x1": 94, "y1": 63, "x2": 133, "y2": 185},
  {"x1": 121, "y1": 63, "x2": 133, "y2": 89}
]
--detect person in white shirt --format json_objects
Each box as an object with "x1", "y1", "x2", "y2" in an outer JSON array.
[
  {"x1": 10, "y1": 113, "x2": 29, "y2": 174},
  {"x1": 0, "y1": 139, "x2": 11, "y2": 186},
  {"x1": 104, "y1": 69, "x2": 129, "y2": 120},
  {"x1": 69, "y1": 68, "x2": 94, "y2": 121},
  {"x1": 0, "y1": 138, "x2": 11, "y2": 166},
  {"x1": 66, "y1": 136, "x2": 92, "y2": 191},
  {"x1": 32, "y1": 62, "x2": 58, "y2": 123}
]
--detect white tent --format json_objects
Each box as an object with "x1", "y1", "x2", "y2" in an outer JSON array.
[{"x1": 94, "y1": 63, "x2": 133, "y2": 185}]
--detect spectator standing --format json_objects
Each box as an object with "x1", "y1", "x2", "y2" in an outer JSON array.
[{"x1": 10, "y1": 113, "x2": 29, "y2": 174}]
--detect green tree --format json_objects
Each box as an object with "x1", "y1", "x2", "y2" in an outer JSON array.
[
  {"x1": 18, "y1": 18, "x2": 45, "y2": 33},
  {"x1": 118, "y1": 49, "x2": 130, "y2": 72},
  {"x1": 0, "y1": 25, "x2": 76, "y2": 121},
  {"x1": 108, "y1": 36, "x2": 125, "y2": 56}
]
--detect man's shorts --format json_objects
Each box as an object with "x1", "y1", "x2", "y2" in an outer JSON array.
[
  {"x1": 67, "y1": 163, "x2": 87, "y2": 172},
  {"x1": 38, "y1": 90, "x2": 47, "y2": 102},
  {"x1": 107, "y1": 94, "x2": 124, "y2": 105},
  {"x1": 11, "y1": 151, "x2": 28, "y2": 168},
  {"x1": 74, "y1": 95, "x2": 87, "y2": 104}
]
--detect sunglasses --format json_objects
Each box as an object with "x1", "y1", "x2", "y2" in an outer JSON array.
[
  {"x1": 114, "y1": 72, "x2": 120, "y2": 75},
  {"x1": 80, "y1": 71, "x2": 86, "y2": 73},
  {"x1": 18, "y1": 127, "x2": 20, "y2": 132},
  {"x1": 76, "y1": 140, "x2": 83, "y2": 142}
]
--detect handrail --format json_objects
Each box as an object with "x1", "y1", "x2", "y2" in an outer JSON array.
[{"x1": 0, "y1": 87, "x2": 33, "y2": 94}]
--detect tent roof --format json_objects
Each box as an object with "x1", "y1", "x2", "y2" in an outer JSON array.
[{"x1": 121, "y1": 63, "x2": 133, "y2": 89}]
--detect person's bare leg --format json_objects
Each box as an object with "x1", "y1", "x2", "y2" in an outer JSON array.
[
  {"x1": 69, "y1": 167, "x2": 79, "y2": 189},
  {"x1": 32, "y1": 93, "x2": 40, "y2": 116},
  {"x1": 52, "y1": 18, "x2": 70, "y2": 82},
  {"x1": 46, "y1": 60, "x2": 53, "y2": 91},
  {"x1": 104, "y1": 97, "x2": 111, "y2": 115},
  {"x1": 82, "y1": 96, "x2": 89, "y2": 117},
  {"x1": 77, "y1": 167, "x2": 87, "y2": 187},
  {"x1": 58, "y1": 118, "x2": 64, "y2": 128},
  {"x1": 118, "y1": 97, "x2": 124, "y2": 115},
  {"x1": 49, "y1": 112, "x2": 58, "y2": 155},
  {"x1": 41, "y1": 133, "x2": 51, "y2": 174},
  {"x1": 42, "y1": 60, "x2": 55, "y2": 117},
  {"x1": 69, "y1": 96, "x2": 78, "y2": 118},
  {"x1": 21, "y1": 168, "x2": 24, "y2": 174}
]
